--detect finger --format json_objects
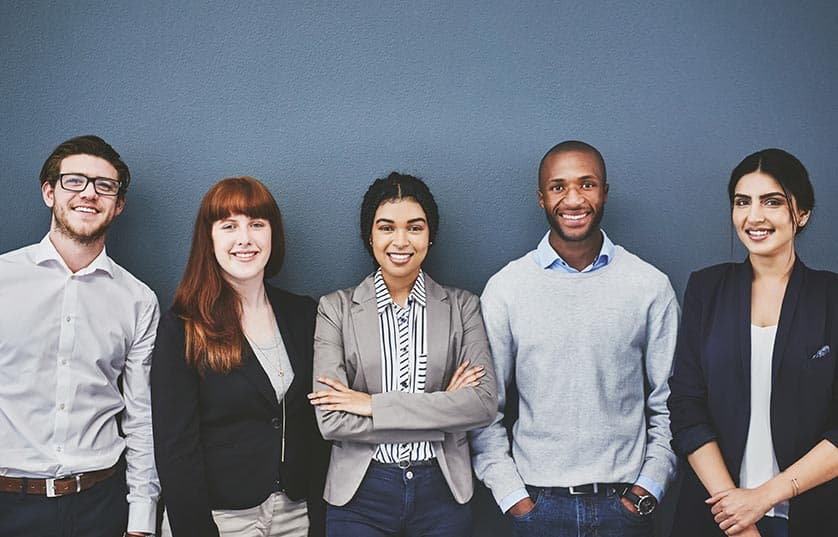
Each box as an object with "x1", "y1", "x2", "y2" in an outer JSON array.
[
  {"x1": 317, "y1": 377, "x2": 348, "y2": 391},
  {"x1": 706, "y1": 490, "x2": 731, "y2": 504}
]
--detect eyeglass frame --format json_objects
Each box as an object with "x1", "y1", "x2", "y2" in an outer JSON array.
[{"x1": 57, "y1": 173, "x2": 123, "y2": 197}]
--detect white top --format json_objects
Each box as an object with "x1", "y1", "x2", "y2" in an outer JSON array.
[
  {"x1": 247, "y1": 322, "x2": 295, "y2": 402},
  {"x1": 0, "y1": 235, "x2": 160, "y2": 534},
  {"x1": 740, "y1": 324, "x2": 788, "y2": 519}
]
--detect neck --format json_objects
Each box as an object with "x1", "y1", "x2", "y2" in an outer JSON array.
[
  {"x1": 750, "y1": 249, "x2": 796, "y2": 281},
  {"x1": 381, "y1": 270, "x2": 419, "y2": 307},
  {"x1": 230, "y1": 278, "x2": 269, "y2": 311},
  {"x1": 549, "y1": 229, "x2": 603, "y2": 272},
  {"x1": 48, "y1": 229, "x2": 106, "y2": 273}
]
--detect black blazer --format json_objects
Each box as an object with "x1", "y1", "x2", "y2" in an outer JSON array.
[
  {"x1": 151, "y1": 285, "x2": 328, "y2": 537},
  {"x1": 668, "y1": 259, "x2": 838, "y2": 536}
]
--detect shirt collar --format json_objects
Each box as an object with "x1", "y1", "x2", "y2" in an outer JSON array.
[
  {"x1": 374, "y1": 268, "x2": 427, "y2": 313},
  {"x1": 32, "y1": 233, "x2": 115, "y2": 277},
  {"x1": 535, "y1": 229, "x2": 614, "y2": 273}
]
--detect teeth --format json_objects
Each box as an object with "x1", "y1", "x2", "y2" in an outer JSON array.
[
  {"x1": 561, "y1": 213, "x2": 587, "y2": 220},
  {"x1": 74, "y1": 207, "x2": 97, "y2": 213},
  {"x1": 233, "y1": 252, "x2": 257, "y2": 259},
  {"x1": 747, "y1": 230, "x2": 770, "y2": 237},
  {"x1": 389, "y1": 253, "x2": 411, "y2": 262}
]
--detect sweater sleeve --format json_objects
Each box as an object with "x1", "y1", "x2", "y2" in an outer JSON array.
[{"x1": 469, "y1": 275, "x2": 529, "y2": 508}]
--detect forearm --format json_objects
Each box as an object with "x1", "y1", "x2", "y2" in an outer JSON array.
[
  {"x1": 758, "y1": 439, "x2": 838, "y2": 506},
  {"x1": 687, "y1": 441, "x2": 737, "y2": 496}
]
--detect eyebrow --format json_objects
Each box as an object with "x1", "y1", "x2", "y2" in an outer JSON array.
[
  {"x1": 546, "y1": 175, "x2": 600, "y2": 183},
  {"x1": 734, "y1": 191, "x2": 786, "y2": 200},
  {"x1": 374, "y1": 217, "x2": 427, "y2": 224}
]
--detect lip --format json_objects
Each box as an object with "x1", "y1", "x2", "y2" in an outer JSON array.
[
  {"x1": 229, "y1": 250, "x2": 260, "y2": 261},
  {"x1": 744, "y1": 228, "x2": 773, "y2": 241},
  {"x1": 386, "y1": 252, "x2": 414, "y2": 266},
  {"x1": 557, "y1": 210, "x2": 591, "y2": 227}
]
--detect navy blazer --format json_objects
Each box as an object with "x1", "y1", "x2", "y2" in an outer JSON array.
[
  {"x1": 668, "y1": 259, "x2": 838, "y2": 536},
  {"x1": 151, "y1": 285, "x2": 328, "y2": 537}
]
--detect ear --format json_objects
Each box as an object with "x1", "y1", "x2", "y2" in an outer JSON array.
[
  {"x1": 41, "y1": 181, "x2": 55, "y2": 208},
  {"x1": 603, "y1": 182, "x2": 610, "y2": 201},
  {"x1": 797, "y1": 209, "x2": 811, "y2": 227},
  {"x1": 537, "y1": 188, "x2": 545, "y2": 209},
  {"x1": 114, "y1": 197, "x2": 126, "y2": 217}
]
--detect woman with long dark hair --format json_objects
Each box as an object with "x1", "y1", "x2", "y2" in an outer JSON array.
[
  {"x1": 668, "y1": 149, "x2": 838, "y2": 537},
  {"x1": 308, "y1": 172, "x2": 497, "y2": 537},
  {"x1": 152, "y1": 177, "x2": 328, "y2": 537}
]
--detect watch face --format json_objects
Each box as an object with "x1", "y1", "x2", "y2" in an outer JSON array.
[{"x1": 637, "y1": 496, "x2": 656, "y2": 515}]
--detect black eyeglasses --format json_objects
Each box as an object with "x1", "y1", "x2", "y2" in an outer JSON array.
[{"x1": 58, "y1": 173, "x2": 122, "y2": 196}]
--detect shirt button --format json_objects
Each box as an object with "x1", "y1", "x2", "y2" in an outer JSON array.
[
  {"x1": 56, "y1": 445, "x2": 62, "y2": 452},
  {"x1": 58, "y1": 403, "x2": 65, "y2": 410},
  {"x1": 66, "y1": 316, "x2": 71, "y2": 322},
  {"x1": 61, "y1": 360, "x2": 68, "y2": 366},
  {"x1": 271, "y1": 417, "x2": 281, "y2": 429}
]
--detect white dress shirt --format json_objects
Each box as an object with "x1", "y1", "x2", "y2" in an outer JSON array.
[{"x1": 0, "y1": 235, "x2": 160, "y2": 534}]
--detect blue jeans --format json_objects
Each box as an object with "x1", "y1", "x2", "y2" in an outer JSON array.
[
  {"x1": 326, "y1": 462, "x2": 471, "y2": 537},
  {"x1": 510, "y1": 485, "x2": 654, "y2": 537},
  {"x1": 756, "y1": 516, "x2": 788, "y2": 537},
  {"x1": 0, "y1": 469, "x2": 128, "y2": 537}
]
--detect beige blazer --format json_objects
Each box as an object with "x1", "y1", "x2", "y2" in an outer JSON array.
[{"x1": 313, "y1": 272, "x2": 497, "y2": 506}]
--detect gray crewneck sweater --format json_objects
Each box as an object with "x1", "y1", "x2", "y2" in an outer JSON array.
[{"x1": 470, "y1": 245, "x2": 679, "y2": 508}]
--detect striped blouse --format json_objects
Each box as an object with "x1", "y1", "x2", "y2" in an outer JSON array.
[{"x1": 372, "y1": 269, "x2": 436, "y2": 463}]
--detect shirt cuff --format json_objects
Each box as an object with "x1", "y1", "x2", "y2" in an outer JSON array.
[
  {"x1": 633, "y1": 475, "x2": 664, "y2": 503},
  {"x1": 499, "y1": 487, "x2": 531, "y2": 514},
  {"x1": 127, "y1": 500, "x2": 157, "y2": 535}
]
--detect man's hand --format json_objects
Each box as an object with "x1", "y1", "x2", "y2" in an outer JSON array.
[
  {"x1": 507, "y1": 497, "x2": 536, "y2": 517},
  {"x1": 620, "y1": 484, "x2": 653, "y2": 514}
]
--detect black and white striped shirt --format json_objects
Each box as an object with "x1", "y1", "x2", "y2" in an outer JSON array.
[{"x1": 372, "y1": 269, "x2": 436, "y2": 463}]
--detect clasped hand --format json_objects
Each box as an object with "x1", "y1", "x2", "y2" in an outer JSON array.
[{"x1": 707, "y1": 487, "x2": 771, "y2": 536}]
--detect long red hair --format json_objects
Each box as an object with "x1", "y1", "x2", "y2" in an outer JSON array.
[{"x1": 173, "y1": 176, "x2": 285, "y2": 374}]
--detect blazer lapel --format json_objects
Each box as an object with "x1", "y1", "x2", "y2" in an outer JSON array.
[
  {"x1": 737, "y1": 260, "x2": 754, "y2": 399},
  {"x1": 771, "y1": 259, "x2": 805, "y2": 384},
  {"x1": 351, "y1": 275, "x2": 383, "y2": 394},
  {"x1": 270, "y1": 288, "x2": 305, "y2": 404},
  {"x1": 424, "y1": 275, "x2": 450, "y2": 392},
  {"x1": 238, "y1": 343, "x2": 280, "y2": 408}
]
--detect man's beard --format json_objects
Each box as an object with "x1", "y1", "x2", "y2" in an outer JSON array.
[
  {"x1": 52, "y1": 206, "x2": 111, "y2": 245},
  {"x1": 545, "y1": 206, "x2": 605, "y2": 242}
]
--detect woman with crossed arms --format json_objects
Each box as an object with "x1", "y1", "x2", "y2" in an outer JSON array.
[{"x1": 308, "y1": 172, "x2": 497, "y2": 537}]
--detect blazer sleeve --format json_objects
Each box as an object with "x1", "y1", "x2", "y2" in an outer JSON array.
[
  {"x1": 668, "y1": 271, "x2": 718, "y2": 457},
  {"x1": 313, "y1": 293, "x2": 446, "y2": 444},
  {"x1": 370, "y1": 290, "x2": 497, "y2": 432},
  {"x1": 151, "y1": 312, "x2": 219, "y2": 537},
  {"x1": 825, "y1": 273, "x2": 838, "y2": 448}
]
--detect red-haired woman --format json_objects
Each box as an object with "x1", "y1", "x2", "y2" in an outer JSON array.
[{"x1": 152, "y1": 177, "x2": 328, "y2": 537}]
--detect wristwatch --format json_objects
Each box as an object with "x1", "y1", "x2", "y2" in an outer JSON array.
[{"x1": 622, "y1": 489, "x2": 657, "y2": 516}]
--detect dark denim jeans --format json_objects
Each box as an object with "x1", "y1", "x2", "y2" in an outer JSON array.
[
  {"x1": 326, "y1": 462, "x2": 471, "y2": 537},
  {"x1": 0, "y1": 469, "x2": 128, "y2": 537},
  {"x1": 510, "y1": 485, "x2": 654, "y2": 537}
]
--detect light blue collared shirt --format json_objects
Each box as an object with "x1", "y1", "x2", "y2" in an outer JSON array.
[{"x1": 534, "y1": 229, "x2": 615, "y2": 273}]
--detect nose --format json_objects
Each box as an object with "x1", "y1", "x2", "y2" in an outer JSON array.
[
  {"x1": 235, "y1": 226, "x2": 253, "y2": 245},
  {"x1": 746, "y1": 203, "x2": 765, "y2": 223},
  {"x1": 563, "y1": 186, "x2": 584, "y2": 206},
  {"x1": 392, "y1": 228, "x2": 409, "y2": 247},
  {"x1": 78, "y1": 180, "x2": 99, "y2": 199}
]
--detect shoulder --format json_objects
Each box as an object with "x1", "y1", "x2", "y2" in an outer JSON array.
[
  {"x1": 106, "y1": 256, "x2": 159, "y2": 306},
  {"x1": 266, "y1": 283, "x2": 316, "y2": 312},
  {"x1": 483, "y1": 251, "x2": 538, "y2": 295},
  {"x1": 609, "y1": 247, "x2": 676, "y2": 300},
  {"x1": 0, "y1": 242, "x2": 37, "y2": 263}
]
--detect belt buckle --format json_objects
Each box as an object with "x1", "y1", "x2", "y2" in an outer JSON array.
[
  {"x1": 45, "y1": 475, "x2": 82, "y2": 497},
  {"x1": 568, "y1": 483, "x2": 597, "y2": 495},
  {"x1": 397, "y1": 460, "x2": 411, "y2": 469}
]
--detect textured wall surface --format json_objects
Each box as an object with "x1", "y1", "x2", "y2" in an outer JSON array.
[{"x1": 2, "y1": 1, "x2": 837, "y2": 534}]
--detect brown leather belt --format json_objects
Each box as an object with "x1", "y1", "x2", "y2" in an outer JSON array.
[{"x1": 0, "y1": 466, "x2": 117, "y2": 497}]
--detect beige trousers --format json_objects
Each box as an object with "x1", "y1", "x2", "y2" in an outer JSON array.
[{"x1": 161, "y1": 491, "x2": 309, "y2": 537}]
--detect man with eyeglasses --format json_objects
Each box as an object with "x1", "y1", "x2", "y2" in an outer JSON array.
[{"x1": 0, "y1": 135, "x2": 160, "y2": 537}]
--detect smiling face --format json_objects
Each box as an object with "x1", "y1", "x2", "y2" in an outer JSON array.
[
  {"x1": 538, "y1": 149, "x2": 608, "y2": 245},
  {"x1": 211, "y1": 213, "x2": 272, "y2": 287},
  {"x1": 41, "y1": 153, "x2": 125, "y2": 246},
  {"x1": 732, "y1": 171, "x2": 809, "y2": 261},
  {"x1": 370, "y1": 198, "x2": 429, "y2": 285}
]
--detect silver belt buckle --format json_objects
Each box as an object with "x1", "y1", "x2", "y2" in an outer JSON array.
[
  {"x1": 45, "y1": 475, "x2": 82, "y2": 497},
  {"x1": 568, "y1": 483, "x2": 597, "y2": 495},
  {"x1": 397, "y1": 460, "x2": 411, "y2": 469}
]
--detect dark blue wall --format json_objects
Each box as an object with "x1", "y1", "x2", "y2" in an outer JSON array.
[{"x1": 2, "y1": 1, "x2": 837, "y2": 534}]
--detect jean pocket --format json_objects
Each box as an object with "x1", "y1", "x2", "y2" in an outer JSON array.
[{"x1": 509, "y1": 490, "x2": 542, "y2": 522}]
